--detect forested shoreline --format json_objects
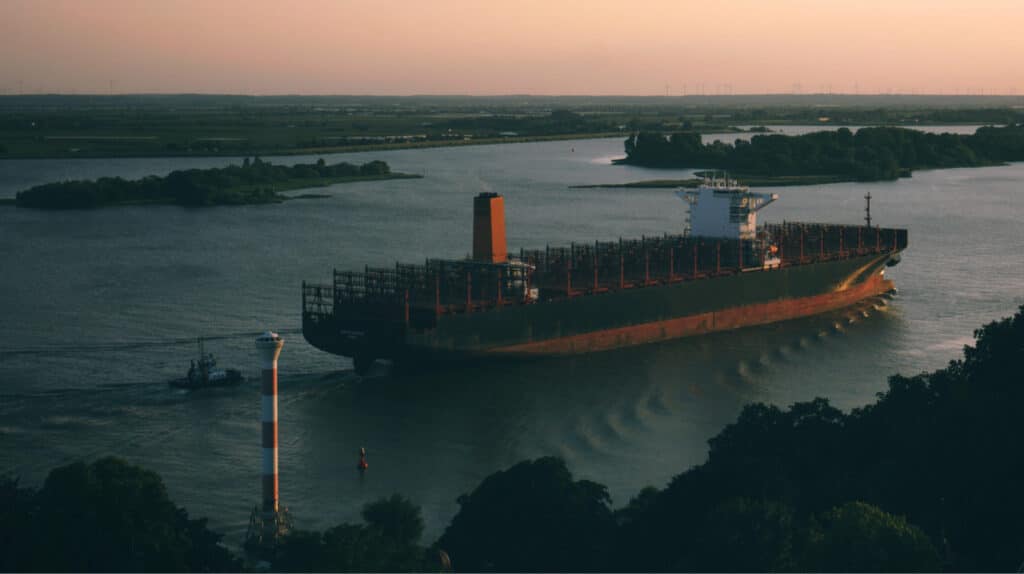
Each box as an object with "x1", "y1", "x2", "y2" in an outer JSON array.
[
  {"x1": 620, "y1": 124, "x2": 1024, "y2": 181},
  {"x1": 3, "y1": 305, "x2": 1022, "y2": 571},
  {"x1": 3, "y1": 94, "x2": 1022, "y2": 159},
  {"x1": 13, "y1": 158, "x2": 417, "y2": 209}
]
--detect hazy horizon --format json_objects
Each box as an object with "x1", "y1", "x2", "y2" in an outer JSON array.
[{"x1": 2, "y1": 0, "x2": 1023, "y2": 96}]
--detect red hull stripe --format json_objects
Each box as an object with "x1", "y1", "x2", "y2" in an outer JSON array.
[{"x1": 490, "y1": 273, "x2": 892, "y2": 356}]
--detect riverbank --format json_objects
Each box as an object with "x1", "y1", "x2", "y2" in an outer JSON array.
[
  {"x1": 570, "y1": 173, "x2": 862, "y2": 189},
  {"x1": 285, "y1": 132, "x2": 624, "y2": 158},
  {"x1": 0, "y1": 132, "x2": 626, "y2": 160}
]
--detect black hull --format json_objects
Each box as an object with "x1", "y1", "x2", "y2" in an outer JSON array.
[{"x1": 305, "y1": 251, "x2": 900, "y2": 362}]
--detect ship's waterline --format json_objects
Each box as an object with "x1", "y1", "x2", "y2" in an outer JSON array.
[{"x1": 491, "y1": 269, "x2": 894, "y2": 356}]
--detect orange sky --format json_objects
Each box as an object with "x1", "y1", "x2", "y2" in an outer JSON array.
[{"x1": 1, "y1": 0, "x2": 1022, "y2": 95}]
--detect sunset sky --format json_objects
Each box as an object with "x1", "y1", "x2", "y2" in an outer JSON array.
[{"x1": 1, "y1": 0, "x2": 1022, "y2": 96}]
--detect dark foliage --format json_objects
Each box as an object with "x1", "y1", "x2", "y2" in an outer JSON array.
[
  {"x1": 622, "y1": 124, "x2": 1024, "y2": 181},
  {"x1": 0, "y1": 457, "x2": 239, "y2": 572},
  {"x1": 435, "y1": 457, "x2": 616, "y2": 572},
  {"x1": 802, "y1": 502, "x2": 940, "y2": 572},
  {"x1": 686, "y1": 497, "x2": 799, "y2": 571},
  {"x1": 273, "y1": 494, "x2": 430, "y2": 572},
  {"x1": 15, "y1": 157, "x2": 391, "y2": 209},
  {"x1": 0, "y1": 476, "x2": 36, "y2": 572},
  {"x1": 616, "y1": 305, "x2": 1024, "y2": 571}
]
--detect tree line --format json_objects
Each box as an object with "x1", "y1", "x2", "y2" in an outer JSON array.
[
  {"x1": 3, "y1": 305, "x2": 1023, "y2": 571},
  {"x1": 621, "y1": 124, "x2": 1024, "y2": 181},
  {"x1": 14, "y1": 157, "x2": 392, "y2": 209}
]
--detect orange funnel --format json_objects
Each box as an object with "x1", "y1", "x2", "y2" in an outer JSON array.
[{"x1": 472, "y1": 193, "x2": 507, "y2": 263}]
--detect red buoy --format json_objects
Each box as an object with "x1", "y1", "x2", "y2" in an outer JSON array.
[{"x1": 358, "y1": 447, "x2": 368, "y2": 471}]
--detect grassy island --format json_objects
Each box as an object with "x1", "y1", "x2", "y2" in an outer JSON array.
[
  {"x1": 618, "y1": 124, "x2": 1024, "y2": 182},
  {"x1": 570, "y1": 178, "x2": 704, "y2": 189},
  {"x1": 13, "y1": 158, "x2": 420, "y2": 209},
  {"x1": 569, "y1": 173, "x2": 857, "y2": 189}
]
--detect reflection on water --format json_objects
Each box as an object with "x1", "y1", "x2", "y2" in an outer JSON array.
[{"x1": 1, "y1": 133, "x2": 1022, "y2": 545}]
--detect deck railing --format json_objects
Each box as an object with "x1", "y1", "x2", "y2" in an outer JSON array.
[{"x1": 303, "y1": 223, "x2": 908, "y2": 329}]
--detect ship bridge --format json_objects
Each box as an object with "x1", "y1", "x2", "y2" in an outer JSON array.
[{"x1": 678, "y1": 179, "x2": 778, "y2": 240}]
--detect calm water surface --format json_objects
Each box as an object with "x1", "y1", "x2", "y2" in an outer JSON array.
[{"x1": 1, "y1": 127, "x2": 1021, "y2": 545}]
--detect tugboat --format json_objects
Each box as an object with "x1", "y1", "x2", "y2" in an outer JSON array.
[{"x1": 169, "y1": 338, "x2": 244, "y2": 390}]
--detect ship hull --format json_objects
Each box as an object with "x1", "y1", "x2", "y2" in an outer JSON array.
[
  {"x1": 488, "y1": 261, "x2": 891, "y2": 355},
  {"x1": 305, "y1": 251, "x2": 898, "y2": 361}
]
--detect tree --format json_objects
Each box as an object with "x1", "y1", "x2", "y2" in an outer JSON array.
[
  {"x1": 354, "y1": 494, "x2": 427, "y2": 571},
  {"x1": 686, "y1": 498, "x2": 798, "y2": 572},
  {"x1": 436, "y1": 457, "x2": 615, "y2": 572},
  {"x1": 12, "y1": 457, "x2": 239, "y2": 572},
  {"x1": 274, "y1": 530, "x2": 325, "y2": 573},
  {"x1": 0, "y1": 476, "x2": 36, "y2": 572},
  {"x1": 275, "y1": 494, "x2": 428, "y2": 572},
  {"x1": 361, "y1": 494, "x2": 424, "y2": 549},
  {"x1": 359, "y1": 160, "x2": 390, "y2": 176},
  {"x1": 801, "y1": 502, "x2": 940, "y2": 572}
]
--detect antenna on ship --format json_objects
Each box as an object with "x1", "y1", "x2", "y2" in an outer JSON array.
[{"x1": 864, "y1": 192, "x2": 873, "y2": 228}]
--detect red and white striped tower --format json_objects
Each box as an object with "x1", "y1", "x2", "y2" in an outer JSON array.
[{"x1": 255, "y1": 331, "x2": 284, "y2": 516}]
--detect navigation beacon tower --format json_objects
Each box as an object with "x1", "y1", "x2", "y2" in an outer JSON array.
[{"x1": 245, "y1": 331, "x2": 290, "y2": 550}]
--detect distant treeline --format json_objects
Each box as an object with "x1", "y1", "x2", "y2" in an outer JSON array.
[
  {"x1": 4, "y1": 306, "x2": 1023, "y2": 571},
  {"x1": 5, "y1": 94, "x2": 1023, "y2": 159},
  {"x1": 14, "y1": 158, "x2": 398, "y2": 209},
  {"x1": 621, "y1": 124, "x2": 1024, "y2": 181}
]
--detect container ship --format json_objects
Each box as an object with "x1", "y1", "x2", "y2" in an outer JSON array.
[{"x1": 303, "y1": 182, "x2": 907, "y2": 374}]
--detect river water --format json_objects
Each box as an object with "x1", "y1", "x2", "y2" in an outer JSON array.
[{"x1": 1, "y1": 126, "x2": 1021, "y2": 546}]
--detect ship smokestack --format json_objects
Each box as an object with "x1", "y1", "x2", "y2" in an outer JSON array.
[
  {"x1": 255, "y1": 331, "x2": 284, "y2": 514},
  {"x1": 472, "y1": 192, "x2": 507, "y2": 263}
]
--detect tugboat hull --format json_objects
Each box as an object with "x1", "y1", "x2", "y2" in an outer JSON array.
[{"x1": 168, "y1": 369, "x2": 244, "y2": 390}]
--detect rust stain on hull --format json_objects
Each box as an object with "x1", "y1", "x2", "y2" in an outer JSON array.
[{"x1": 489, "y1": 272, "x2": 892, "y2": 356}]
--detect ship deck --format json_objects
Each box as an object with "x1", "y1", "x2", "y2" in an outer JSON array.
[{"x1": 302, "y1": 222, "x2": 907, "y2": 359}]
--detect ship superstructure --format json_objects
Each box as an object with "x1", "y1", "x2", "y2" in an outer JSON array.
[
  {"x1": 679, "y1": 177, "x2": 778, "y2": 240},
  {"x1": 303, "y1": 184, "x2": 907, "y2": 373}
]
